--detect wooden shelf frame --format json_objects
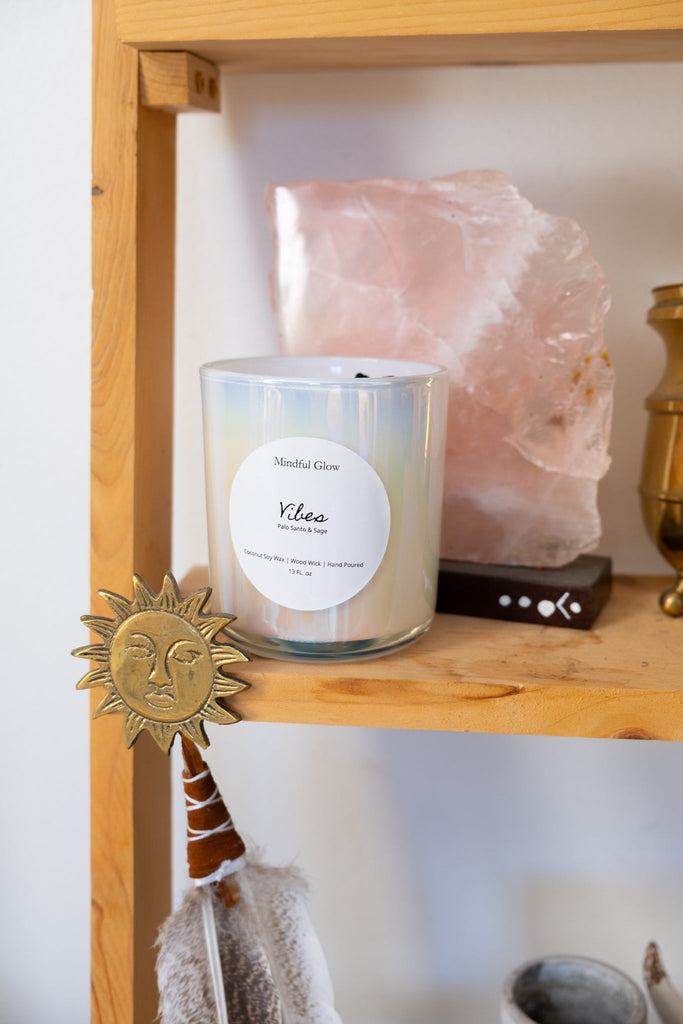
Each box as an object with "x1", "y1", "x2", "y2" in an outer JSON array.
[
  {"x1": 231, "y1": 576, "x2": 683, "y2": 742},
  {"x1": 114, "y1": 0, "x2": 683, "y2": 69},
  {"x1": 92, "y1": 3, "x2": 683, "y2": 1021}
]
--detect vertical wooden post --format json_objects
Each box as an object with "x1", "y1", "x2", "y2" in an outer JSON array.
[{"x1": 91, "y1": 0, "x2": 175, "y2": 1020}]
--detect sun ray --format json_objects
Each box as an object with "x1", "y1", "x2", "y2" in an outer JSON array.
[
  {"x1": 213, "y1": 676, "x2": 250, "y2": 697},
  {"x1": 194, "y1": 615, "x2": 236, "y2": 642},
  {"x1": 123, "y1": 712, "x2": 146, "y2": 748},
  {"x1": 201, "y1": 701, "x2": 241, "y2": 726},
  {"x1": 132, "y1": 574, "x2": 157, "y2": 610},
  {"x1": 98, "y1": 588, "x2": 134, "y2": 623},
  {"x1": 72, "y1": 644, "x2": 110, "y2": 663},
  {"x1": 74, "y1": 572, "x2": 250, "y2": 753},
  {"x1": 177, "y1": 590, "x2": 211, "y2": 622},
  {"x1": 159, "y1": 572, "x2": 181, "y2": 610},
  {"x1": 180, "y1": 718, "x2": 210, "y2": 749},
  {"x1": 212, "y1": 646, "x2": 250, "y2": 667},
  {"x1": 76, "y1": 667, "x2": 112, "y2": 690},
  {"x1": 152, "y1": 721, "x2": 177, "y2": 755},
  {"x1": 94, "y1": 690, "x2": 127, "y2": 718},
  {"x1": 80, "y1": 615, "x2": 117, "y2": 640}
]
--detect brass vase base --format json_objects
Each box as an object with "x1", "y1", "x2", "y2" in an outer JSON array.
[{"x1": 659, "y1": 572, "x2": 683, "y2": 616}]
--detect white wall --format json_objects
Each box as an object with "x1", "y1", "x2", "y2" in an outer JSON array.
[
  {"x1": 4, "y1": 5, "x2": 683, "y2": 1019},
  {"x1": 0, "y1": 1, "x2": 91, "y2": 1022},
  {"x1": 172, "y1": 62, "x2": 683, "y2": 1024}
]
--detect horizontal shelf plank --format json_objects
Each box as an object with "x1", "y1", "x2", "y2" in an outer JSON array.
[
  {"x1": 115, "y1": 2, "x2": 683, "y2": 68},
  {"x1": 193, "y1": 573, "x2": 683, "y2": 741},
  {"x1": 116, "y1": 0, "x2": 683, "y2": 41},
  {"x1": 127, "y1": 31, "x2": 683, "y2": 71}
]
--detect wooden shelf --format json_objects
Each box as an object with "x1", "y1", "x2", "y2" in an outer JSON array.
[
  {"x1": 116, "y1": 0, "x2": 683, "y2": 40},
  {"x1": 225, "y1": 575, "x2": 683, "y2": 740},
  {"x1": 114, "y1": 0, "x2": 683, "y2": 69},
  {"x1": 91, "y1": 3, "x2": 683, "y2": 1019}
]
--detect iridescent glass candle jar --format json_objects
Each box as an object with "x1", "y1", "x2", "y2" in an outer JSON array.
[{"x1": 200, "y1": 356, "x2": 448, "y2": 660}]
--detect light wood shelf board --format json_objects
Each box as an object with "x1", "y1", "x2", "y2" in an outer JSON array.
[
  {"x1": 115, "y1": 0, "x2": 683, "y2": 43},
  {"x1": 114, "y1": 1, "x2": 683, "y2": 68},
  {"x1": 122, "y1": 30, "x2": 683, "y2": 71},
  {"x1": 199, "y1": 575, "x2": 683, "y2": 740}
]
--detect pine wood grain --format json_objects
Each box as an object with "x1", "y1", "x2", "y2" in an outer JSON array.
[
  {"x1": 125, "y1": 31, "x2": 683, "y2": 70},
  {"x1": 114, "y1": 1, "x2": 683, "y2": 67},
  {"x1": 91, "y1": 2, "x2": 138, "y2": 1020},
  {"x1": 115, "y1": 0, "x2": 683, "y2": 40},
  {"x1": 139, "y1": 51, "x2": 220, "y2": 111},
  {"x1": 92, "y1": 0, "x2": 174, "y2": 1020},
  {"x1": 179, "y1": 570, "x2": 683, "y2": 741},
  {"x1": 91, "y1": 2, "x2": 683, "y2": 1018}
]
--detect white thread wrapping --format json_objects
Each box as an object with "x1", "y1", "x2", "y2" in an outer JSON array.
[
  {"x1": 187, "y1": 818, "x2": 235, "y2": 842},
  {"x1": 184, "y1": 767, "x2": 246, "y2": 886},
  {"x1": 185, "y1": 770, "x2": 232, "y2": 840},
  {"x1": 194, "y1": 854, "x2": 247, "y2": 887}
]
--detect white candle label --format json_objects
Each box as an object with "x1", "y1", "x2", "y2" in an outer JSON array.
[{"x1": 229, "y1": 437, "x2": 391, "y2": 611}]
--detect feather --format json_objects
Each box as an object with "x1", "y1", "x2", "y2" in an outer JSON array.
[
  {"x1": 157, "y1": 876, "x2": 282, "y2": 1024},
  {"x1": 201, "y1": 889, "x2": 230, "y2": 1024},
  {"x1": 241, "y1": 863, "x2": 342, "y2": 1024},
  {"x1": 156, "y1": 860, "x2": 342, "y2": 1024},
  {"x1": 644, "y1": 942, "x2": 683, "y2": 1024},
  {"x1": 157, "y1": 739, "x2": 343, "y2": 1024}
]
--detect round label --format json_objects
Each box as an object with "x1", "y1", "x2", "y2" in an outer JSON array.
[{"x1": 229, "y1": 437, "x2": 391, "y2": 611}]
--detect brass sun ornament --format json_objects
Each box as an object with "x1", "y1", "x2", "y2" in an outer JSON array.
[{"x1": 73, "y1": 572, "x2": 250, "y2": 754}]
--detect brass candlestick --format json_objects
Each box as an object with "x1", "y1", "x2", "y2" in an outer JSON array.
[{"x1": 639, "y1": 283, "x2": 683, "y2": 615}]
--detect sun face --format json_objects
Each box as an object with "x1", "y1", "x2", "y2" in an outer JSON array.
[{"x1": 73, "y1": 573, "x2": 250, "y2": 753}]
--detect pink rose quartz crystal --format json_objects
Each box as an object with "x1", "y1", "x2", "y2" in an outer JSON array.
[{"x1": 265, "y1": 171, "x2": 613, "y2": 567}]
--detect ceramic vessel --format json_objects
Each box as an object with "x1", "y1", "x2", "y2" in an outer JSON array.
[{"x1": 501, "y1": 955, "x2": 647, "y2": 1024}]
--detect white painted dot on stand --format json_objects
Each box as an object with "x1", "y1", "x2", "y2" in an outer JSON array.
[
  {"x1": 499, "y1": 594, "x2": 512, "y2": 607},
  {"x1": 538, "y1": 599, "x2": 555, "y2": 618},
  {"x1": 570, "y1": 601, "x2": 582, "y2": 614},
  {"x1": 518, "y1": 595, "x2": 532, "y2": 608}
]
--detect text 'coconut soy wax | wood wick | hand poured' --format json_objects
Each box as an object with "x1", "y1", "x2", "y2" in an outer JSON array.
[{"x1": 200, "y1": 356, "x2": 449, "y2": 661}]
